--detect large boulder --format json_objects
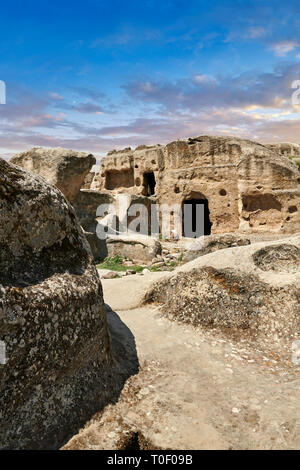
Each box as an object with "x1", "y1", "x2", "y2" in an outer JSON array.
[
  {"x1": 73, "y1": 190, "x2": 115, "y2": 262},
  {"x1": 106, "y1": 234, "x2": 162, "y2": 264},
  {"x1": 181, "y1": 233, "x2": 251, "y2": 263},
  {"x1": 0, "y1": 158, "x2": 119, "y2": 449},
  {"x1": 145, "y1": 236, "x2": 300, "y2": 342},
  {"x1": 73, "y1": 190, "x2": 159, "y2": 262},
  {"x1": 10, "y1": 147, "x2": 96, "y2": 203}
]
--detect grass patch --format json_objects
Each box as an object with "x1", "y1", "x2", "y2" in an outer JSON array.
[
  {"x1": 166, "y1": 261, "x2": 178, "y2": 267},
  {"x1": 97, "y1": 255, "x2": 144, "y2": 273},
  {"x1": 288, "y1": 156, "x2": 300, "y2": 167},
  {"x1": 97, "y1": 254, "x2": 183, "y2": 273}
]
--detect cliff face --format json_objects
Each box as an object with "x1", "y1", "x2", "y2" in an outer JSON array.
[
  {"x1": 91, "y1": 136, "x2": 300, "y2": 235},
  {"x1": 9, "y1": 136, "x2": 300, "y2": 241}
]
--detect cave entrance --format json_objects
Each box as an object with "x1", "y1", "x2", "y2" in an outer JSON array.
[
  {"x1": 182, "y1": 196, "x2": 212, "y2": 237},
  {"x1": 142, "y1": 172, "x2": 156, "y2": 196},
  {"x1": 105, "y1": 169, "x2": 134, "y2": 190}
]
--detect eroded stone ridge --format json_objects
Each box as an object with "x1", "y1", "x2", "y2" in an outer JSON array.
[
  {"x1": 0, "y1": 159, "x2": 113, "y2": 449},
  {"x1": 10, "y1": 147, "x2": 96, "y2": 203},
  {"x1": 145, "y1": 236, "x2": 300, "y2": 341},
  {"x1": 265, "y1": 142, "x2": 300, "y2": 160}
]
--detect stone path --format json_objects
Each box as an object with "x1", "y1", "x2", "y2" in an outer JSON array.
[{"x1": 63, "y1": 272, "x2": 300, "y2": 450}]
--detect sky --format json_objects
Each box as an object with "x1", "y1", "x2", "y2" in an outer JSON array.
[{"x1": 1, "y1": 0, "x2": 300, "y2": 160}]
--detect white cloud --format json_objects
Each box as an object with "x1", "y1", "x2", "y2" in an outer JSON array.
[
  {"x1": 271, "y1": 41, "x2": 299, "y2": 57},
  {"x1": 193, "y1": 74, "x2": 216, "y2": 84},
  {"x1": 49, "y1": 92, "x2": 63, "y2": 101}
]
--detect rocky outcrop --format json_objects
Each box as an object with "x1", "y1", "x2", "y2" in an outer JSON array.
[
  {"x1": 73, "y1": 190, "x2": 115, "y2": 262},
  {"x1": 0, "y1": 158, "x2": 123, "y2": 449},
  {"x1": 265, "y1": 142, "x2": 300, "y2": 162},
  {"x1": 252, "y1": 243, "x2": 300, "y2": 273},
  {"x1": 73, "y1": 190, "x2": 115, "y2": 234},
  {"x1": 106, "y1": 234, "x2": 162, "y2": 263},
  {"x1": 73, "y1": 190, "x2": 159, "y2": 261},
  {"x1": 91, "y1": 136, "x2": 300, "y2": 235},
  {"x1": 181, "y1": 233, "x2": 251, "y2": 262},
  {"x1": 10, "y1": 147, "x2": 96, "y2": 203},
  {"x1": 82, "y1": 171, "x2": 96, "y2": 189},
  {"x1": 145, "y1": 236, "x2": 300, "y2": 342}
]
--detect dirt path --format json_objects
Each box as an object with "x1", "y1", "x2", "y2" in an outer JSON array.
[{"x1": 63, "y1": 273, "x2": 300, "y2": 450}]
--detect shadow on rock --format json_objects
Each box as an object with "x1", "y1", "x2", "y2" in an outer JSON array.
[{"x1": 59, "y1": 305, "x2": 139, "y2": 450}]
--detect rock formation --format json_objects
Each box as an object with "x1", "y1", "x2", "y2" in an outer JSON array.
[
  {"x1": 0, "y1": 158, "x2": 122, "y2": 449},
  {"x1": 73, "y1": 190, "x2": 115, "y2": 261},
  {"x1": 73, "y1": 190, "x2": 159, "y2": 261},
  {"x1": 265, "y1": 142, "x2": 300, "y2": 161},
  {"x1": 106, "y1": 234, "x2": 162, "y2": 263},
  {"x1": 145, "y1": 235, "x2": 300, "y2": 342},
  {"x1": 181, "y1": 233, "x2": 251, "y2": 263},
  {"x1": 9, "y1": 136, "x2": 300, "y2": 264},
  {"x1": 92, "y1": 136, "x2": 300, "y2": 235},
  {"x1": 82, "y1": 170, "x2": 96, "y2": 189},
  {"x1": 10, "y1": 147, "x2": 96, "y2": 203}
]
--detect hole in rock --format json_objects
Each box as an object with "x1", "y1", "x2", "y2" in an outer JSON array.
[
  {"x1": 142, "y1": 172, "x2": 156, "y2": 196},
  {"x1": 242, "y1": 194, "x2": 282, "y2": 212}
]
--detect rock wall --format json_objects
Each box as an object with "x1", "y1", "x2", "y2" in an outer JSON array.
[
  {"x1": 237, "y1": 152, "x2": 300, "y2": 233},
  {"x1": 92, "y1": 136, "x2": 300, "y2": 235},
  {"x1": 9, "y1": 137, "x2": 300, "y2": 264},
  {"x1": 0, "y1": 159, "x2": 120, "y2": 449}
]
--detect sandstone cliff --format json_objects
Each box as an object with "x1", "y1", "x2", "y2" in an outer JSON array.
[{"x1": 92, "y1": 136, "x2": 300, "y2": 235}]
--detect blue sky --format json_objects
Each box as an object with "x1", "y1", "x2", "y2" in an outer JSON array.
[{"x1": 1, "y1": 0, "x2": 300, "y2": 159}]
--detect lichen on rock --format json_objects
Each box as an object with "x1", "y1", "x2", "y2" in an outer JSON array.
[{"x1": 0, "y1": 158, "x2": 123, "y2": 449}]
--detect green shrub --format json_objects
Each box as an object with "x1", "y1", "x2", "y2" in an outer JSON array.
[{"x1": 97, "y1": 254, "x2": 144, "y2": 273}]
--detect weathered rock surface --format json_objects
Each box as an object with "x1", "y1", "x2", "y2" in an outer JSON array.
[
  {"x1": 82, "y1": 171, "x2": 96, "y2": 189},
  {"x1": 107, "y1": 234, "x2": 161, "y2": 263},
  {"x1": 92, "y1": 135, "x2": 300, "y2": 235},
  {"x1": 73, "y1": 190, "x2": 159, "y2": 261},
  {"x1": 182, "y1": 233, "x2": 251, "y2": 262},
  {"x1": 265, "y1": 142, "x2": 300, "y2": 165},
  {"x1": 0, "y1": 158, "x2": 131, "y2": 449},
  {"x1": 253, "y1": 243, "x2": 300, "y2": 273},
  {"x1": 73, "y1": 190, "x2": 116, "y2": 261},
  {"x1": 10, "y1": 147, "x2": 96, "y2": 203},
  {"x1": 144, "y1": 236, "x2": 300, "y2": 342},
  {"x1": 98, "y1": 270, "x2": 120, "y2": 279}
]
